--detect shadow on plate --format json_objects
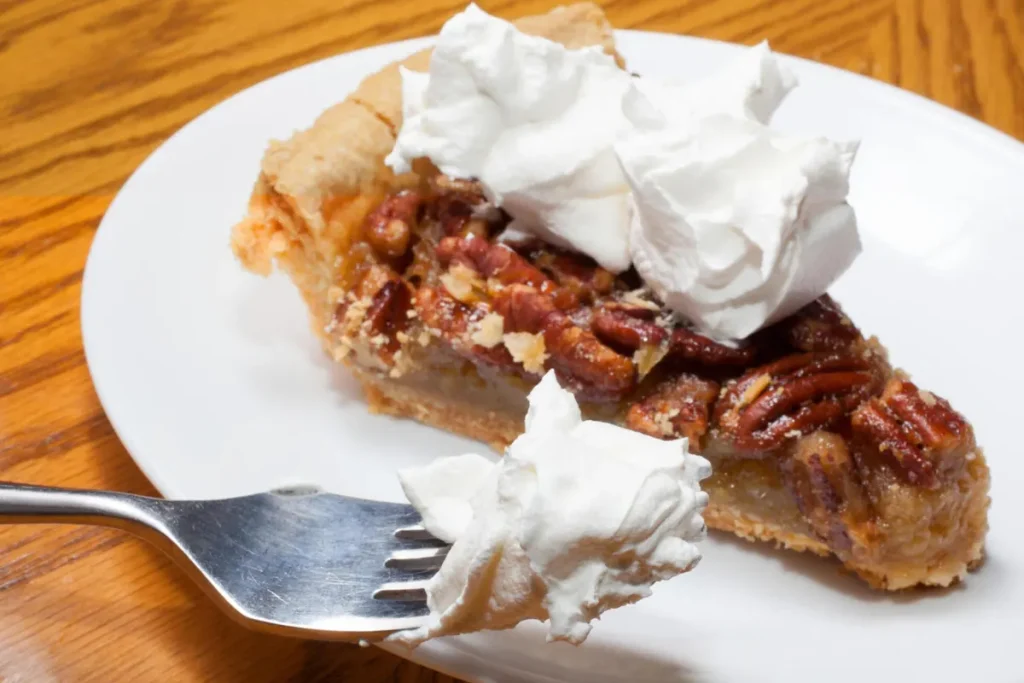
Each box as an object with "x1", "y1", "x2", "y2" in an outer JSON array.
[
  {"x1": 315, "y1": 347, "x2": 367, "y2": 404},
  {"x1": 709, "y1": 529, "x2": 966, "y2": 603},
  {"x1": 445, "y1": 624, "x2": 705, "y2": 683}
]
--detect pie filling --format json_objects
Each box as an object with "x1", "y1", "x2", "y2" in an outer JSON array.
[{"x1": 234, "y1": 173, "x2": 987, "y2": 590}]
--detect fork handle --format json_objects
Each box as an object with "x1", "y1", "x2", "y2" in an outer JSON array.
[
  {"x1": 0, "y1": 482, "x2": 237, "y2": 627},
  {"x1": 0, "y1": 481, "x2": 164, "y2": 533}
]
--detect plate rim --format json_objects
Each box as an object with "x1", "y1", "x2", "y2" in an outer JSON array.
[{"x1": 79, "y1": 29, "x2": 1024, "y2": 683}]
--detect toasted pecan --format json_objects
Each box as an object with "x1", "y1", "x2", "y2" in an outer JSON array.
[
  {"x1": 530, "y1": 246, "x2": 615, "y2": 303},
  {"x1": 851, "y1": 378, "x2": 973, "y2": 488},
  {"x1": 626, "y1": 374, "x2": 719, "y2": 450},
  {"x1": 414, "y1": 286, "x2": 518, "y2": 370},
  {"x1": 782, "y1": 295, "x2": 862, "y2": 352},
  {"x1": 428, "y1": 176, "x2": 492, "y2": 238},
  {"x1": 714, "y1": 351, "x2": 886, "y2": 454},
  {"x1": 362, "y1": 190, "x2": 422, "y2": 260},
  {"x1": 781, "y1": 431, "x2": 875, "y2": 552},
  {"x1": 437, "y1": 236, "x2": 550, "y2": 290},
  {"x1": 591, "y1": 306, "x2": 668, "y2": 351},
  {"x1": 494, "y1": 284, "x2": 635, "y2": 401},
  {"x1": 364, "y1": 279, "x2": 413, "y2": 355}
]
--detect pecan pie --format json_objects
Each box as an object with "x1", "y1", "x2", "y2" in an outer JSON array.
[{"x1": 231, "y1": 4, "x2": 990, "y2": 590}]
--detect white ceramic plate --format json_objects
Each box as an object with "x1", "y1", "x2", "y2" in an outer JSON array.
[{"x1": 81, "y1": 31, "x2": 1024, "y2": 683}]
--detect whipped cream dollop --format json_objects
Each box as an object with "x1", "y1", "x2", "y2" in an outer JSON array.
[
  {"x1": 617, "y1": 49, "x2": 860, "y2": 340},
  {"x1": 391, "y1": 371, "x2": 710, "y2": 647},
  {"x1": 388, "y1": 4, "x2": 861, "y2": 340},
  {"x1": 385, "y1": 3, "x2": 634, "y2": 272}
]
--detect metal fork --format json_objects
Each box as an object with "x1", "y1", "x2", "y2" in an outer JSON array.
[{"x1": 0, "y1": 482, "x2": 448, "y2": 641}]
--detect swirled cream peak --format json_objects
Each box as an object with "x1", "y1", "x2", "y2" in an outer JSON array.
[
  {"x1": 388, "y1": 4, "x2": 862, "y2": 339},
  {"x1": 385, "y1": 3, "x2": 633, "y2": 272},
  {"x1": 630, "y1": 42, "x2": 797, "y2": 125},
  {"x1": 391, "y1": 371, "x2": 710, "y2": 647},
  {"x1": 617, "y1": 66, "x2": 861, "y2": 340}
]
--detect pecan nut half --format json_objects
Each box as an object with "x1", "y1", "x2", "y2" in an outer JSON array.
[
  {"x1": 668, "y1": 327, "x2": 756, "y2": 366},
  {"x1": 414, "y1": 286, "x2": 517, "y2": 370},
  {"x1": 626, "y1": 374, "x2": 719, "y2": 451},
  {"x1": 428, "y1": 175, "x2": 492, "y2": 238},
  {"x1": 851, "y1": 378, "x2": 973, "y2": 488},
  {"x1": 591, "y1": 307, "x2": 668, "y2": 352},
  {"x1": 714, "y1": 351, "x2": 886, "y2": 454},
  {"x1": 333, "y1": 262, "x2": 393, "y2": 331},
  {"x1": 364, "y1": 279, "x2": 413, "y2": 355},
  {"x1": 363, "y1": 190, "x2": 422, "y2": 259},
  {"x1": 590, "y1": 306, "x2": 754, "y2": 367},
  {"x1": 437, "y1": 236, "x2": 580, "y2": 310},
  {"x1": 781, "y1": 432, "x2": 874, "y2": 553},
  {"x1": 436, "y1": 236, "x2": 550, "y2": 289},
  {"x1": 333, "y1": 264, "x2": 412, "y2": 363},
  {"x1": 780, "y1": 295, "x2": 861, "y2": 352},
  {"x1": 530, "y1": 247, "x2": 615, "y2": 303},
  {"x1": 494, "y1": 284, "x2": 636, "y2": 402}
]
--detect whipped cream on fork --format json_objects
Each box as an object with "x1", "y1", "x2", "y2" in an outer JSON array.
[{"x1": 391, "y1": 371, "x2": 710, "y2": 647}]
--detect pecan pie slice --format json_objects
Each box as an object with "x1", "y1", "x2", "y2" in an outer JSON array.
[{"x1": 231, "y1": 4, "x2": 990, "y2": 590}]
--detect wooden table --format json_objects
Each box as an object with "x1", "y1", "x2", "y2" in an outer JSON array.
[{"x1": 1, "y1": 0, "x2": 1021, "y2": 679}]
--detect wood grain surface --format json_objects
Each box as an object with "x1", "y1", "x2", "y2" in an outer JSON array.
[{"x1": 1, "y1": 0, "x2": 1021, "y2": 680}]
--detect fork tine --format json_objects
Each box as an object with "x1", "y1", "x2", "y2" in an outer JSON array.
[
  {"x1": 394, "y1": 524, "x2": 436, "y2": 541},
  {"x1": 374, "y1": 578, "x2": 430, "y2": 602},
  {"x1": 385, "y1": 546, "x2": 450, "y2": 571}
]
